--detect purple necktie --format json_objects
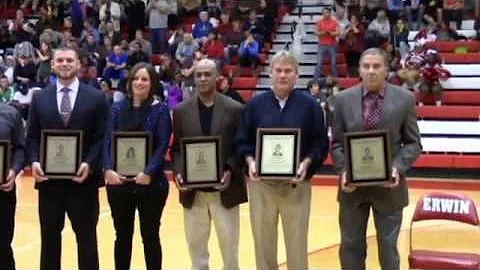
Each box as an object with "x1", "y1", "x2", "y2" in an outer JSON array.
[
  {"x1": 60, "y1": 88, "x2": 72, "y2": 125},
  {"x1": 364, "y1": 92, "x2": 383, "y2": 131}
]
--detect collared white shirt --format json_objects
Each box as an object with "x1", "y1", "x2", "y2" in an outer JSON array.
[
  {"x1": 56, "y1": 78, "x2": 80, "y2": 115},
  {"x1": 274, "y1": 94, "x2": 288, "y2": 110}
]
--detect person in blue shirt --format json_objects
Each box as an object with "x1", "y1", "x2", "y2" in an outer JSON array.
[
  {"x1": 192, "y1": 11, "x2": 214, "y2": 45},
  {"x1": 236, "y1": 50, "x2": 329, "y2": 270},
  {"x1": 103, "y1": 45, "x2": 128, "y2": 82},
  {"x1": 238, "y1": 32, "x2": 260, "y2": 76},
  {"x1": 103, "y1": 62, "x2": 171, "y2": 270}
]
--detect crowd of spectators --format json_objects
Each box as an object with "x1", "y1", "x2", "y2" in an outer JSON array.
[{"x1": 0, "y1": 0, "x2": 298, "y2": 119}]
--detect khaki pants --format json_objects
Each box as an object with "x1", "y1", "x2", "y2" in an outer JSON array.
[
  {"x1": 183, "y1": 192, "x2": 240, "y2": 270},
  {"x1": 248, "y1": 180, "x2": 312, "y2": 270}
]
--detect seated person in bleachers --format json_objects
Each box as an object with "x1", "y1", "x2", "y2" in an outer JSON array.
[
  {"x1": 129, "y1": 30, "x2": 152, "y2": 59},
  {"x1": 178, "y1": 0, "x2": 202, "y2": 18},
  {"x1": 101, "y1": 20, "x2": 122, "y2": 46},
  {"x1": 82, "y1": 33, "x2": 102, "y2": 66},
  {"x1": 223, "y1": 20, "x2": 245, "y2": 64},
  {"x1": 308, "y1": 78, "x2": 327, "y2": 109},
  {"x1": 202, "y1": 31, "x2": 226, "y2": 69},
  {"x1": 204, "y1": 0, "x2": 222, "y2": 18},
  {"x1": 10, "y1": 82, "x2": 40, "y2": 120},
  {"x1": 39, "y1": 0, "x2": 61, "y2": 29},
  {"x1": 231, "y1": 0, "x2": 258, "y2": 20},
  {"x1": 99, "y1": 78, "x2": 114, "y2": 103},
  {"x1": 0, "y1": 22, "x2": 15, "y2": 50},
  {"x1": 180, "y1": 50, "x2": 205, "y2": 98},
  {"x1": 103, "y1": 44, "x2": 128, "y2": 83},
  {"x1": 79, "y1": 19, "x2": 100, "y2": 46},
  {"x1": 242, "y1": 9, "x2": 266, "y2": 51},
  {"x1": 168, "y1": 26, "x2": 186, "y2": 58},
  {"x1": 39, "y1": 28, "x2": 63, "y2": 48},
  {"x1": 175, "y1": 33, "x2": 200, "y2": 66},
  {"x1": 8, "y1": 9, "x2": 32, "y2": 44},
  {"x1": 13, "y1": 41, "x2": 35, "y2": 60},
  {"x1": 367, "y1": 9, "x2": 391, "y2": 42},
  {"x1": 217, "y1": 75, "x2": 245, "y2": 104},
  {"x1": 0, "y1": 75, "x2": 14, "y2": 103},
  {"x1": 35, "y1": 41, "x2": 52, "y2": 86},
  {"x1": 81, "y1": 66, "x2": 101, "y2": 90},
  {"x1": 13, "y1": 54, "x2": 36, "y2": 88},
  {"x1": 157, "y1": 53, "x2": 180, "y2": 82},
  {"x1": 418, "y1": 49, "x2": 451, "y2": 106},
  {"x1": 238, "y1": 32, "x2": 260, "y2": 76},
  {"x1": 97, "y1": 36, "x2": 114, "y2": 79},
  {"x1": 127, "y1": 42, "x2": 150, "y2": 68},
  {"x1": 192, "y1": 11, "x2": 214, "y2": 45},
  {"x1": 385, "y1": 43, "x2": 401, "y2": 80},
  {"x1": 165, "y1": 74, "x2": 184, "y2": 111},
  {"x1": 1, "y1": 55, "x2": 15, "y2": 84},
  {"x1": 217, "y1": 12, "x2": 233, "y2": 38}
]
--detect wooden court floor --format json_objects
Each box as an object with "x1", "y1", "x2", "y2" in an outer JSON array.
[{"x1": 12, "y1": 176, "x2": 480, "y2": 269}]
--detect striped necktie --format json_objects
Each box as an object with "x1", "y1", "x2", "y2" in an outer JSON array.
[{"x1": 60, "y1": 87, "x2": 72, "y2": 125}]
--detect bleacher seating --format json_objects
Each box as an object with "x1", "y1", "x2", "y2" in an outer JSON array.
[
  {"x1": 416, "y1": 91, "x2": 480, "y2": 105},
  {"x1": 416, "y1": 106, "x2": 480, "y2": 120}
]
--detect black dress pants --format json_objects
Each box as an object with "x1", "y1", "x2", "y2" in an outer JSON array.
[
  {"x1": 38, "y1": 186, "x2": 99, "y2": 270},
  {"x1": 107, "y1": 185, "x2": 169, "y2": 270},
  {"x1": 0, "y1": 190, "x2": 16, "y2": 270}
]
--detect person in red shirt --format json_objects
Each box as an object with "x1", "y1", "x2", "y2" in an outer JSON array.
[
  {"x1": 202, "y1": 31, "x2": 226, "y2": 69},
  {"x1": 217, "y1": 12, "x2": 233, "y2": 38},
  {"x1": 314, "y1": 7, "x2": 341, "y2": 79}
]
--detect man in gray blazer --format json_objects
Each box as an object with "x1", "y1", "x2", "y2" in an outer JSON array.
[
  {"x1": 331, "y1": 48, "x2": 422, "y2": 270},
  {"x1": 172, "y1": 59, "x2": 247, "y2": 270}
]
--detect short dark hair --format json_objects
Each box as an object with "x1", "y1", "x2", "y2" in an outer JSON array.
[{"x1": 307, "y1": 79, "x2": 320, "y2": 90}]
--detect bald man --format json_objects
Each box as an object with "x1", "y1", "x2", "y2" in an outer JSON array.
[{"x1": 172, "y1": 59, "x2": 247, "y2": 270}]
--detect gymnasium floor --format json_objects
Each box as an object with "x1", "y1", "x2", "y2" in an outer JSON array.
[{"x1": 13, "y1": 176, "x2": 480, "y2": 269}]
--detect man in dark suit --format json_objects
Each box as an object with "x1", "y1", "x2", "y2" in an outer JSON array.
[
  {"x1": 331, "y1": 47, "x2": 422, "y2": 270},
  {"x1": 26, "y1": 47, "x2": 108, "y2": 270},
  {"x1": 172, "y1": 58, "x2": 247, "y2": 270},
  {"x1": 0, "y1": 101, "x2": 25, "y2": 270}
]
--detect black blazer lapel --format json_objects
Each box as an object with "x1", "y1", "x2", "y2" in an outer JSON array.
[
  {"x1": 67, "y1": 83, "x2": 86, "y2": 127},
  {"x1": 47, "y1": 85, "x2": 66, "y2": 127}
]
